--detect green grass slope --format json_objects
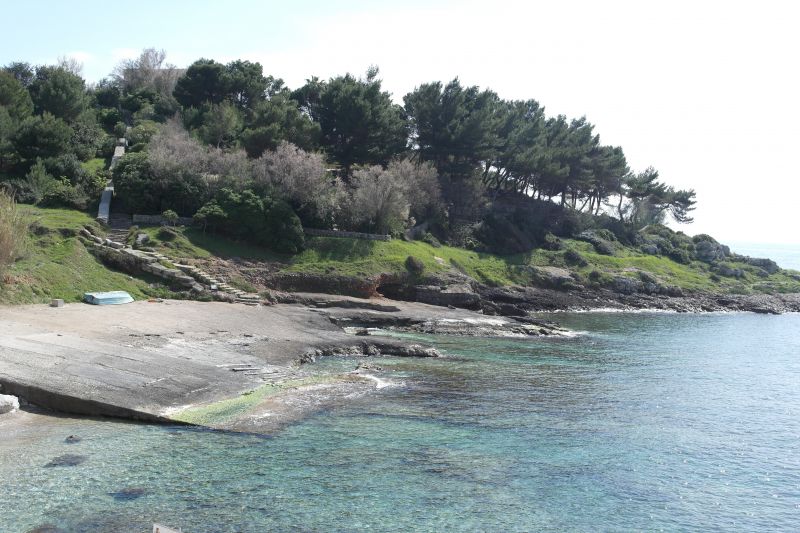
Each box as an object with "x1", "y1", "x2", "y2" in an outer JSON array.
[
  {"x1": 140, "y1": 225, "x2": 800, "y2": 295},
  {"x1": 0, "y1": 207, "x2": 156, "y2": 305},
  {"x1": 3, "y1": 208, "x2": 798, "y2": 305}
]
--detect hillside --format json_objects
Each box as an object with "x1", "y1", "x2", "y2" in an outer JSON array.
[{"x1": 4, "y1": 207, "x2": 798, "y2": 312}]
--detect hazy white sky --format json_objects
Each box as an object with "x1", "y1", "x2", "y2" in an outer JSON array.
[{"x1": 4, "y1": 0, "x2": 798, "y2": 244}]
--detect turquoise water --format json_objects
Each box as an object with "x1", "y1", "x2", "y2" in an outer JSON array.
[{"x1": 2, "y1": 312, "x2": 800, "y2": 532}]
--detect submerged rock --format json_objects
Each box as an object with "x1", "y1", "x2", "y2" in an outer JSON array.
[
  {"x1": 109, "y1": 487, "x2": 147, "y2": 501},
  {"x1": 64, "y1": 435, "x2": 81, "y2": 444},
  {"x1": 44, "y1": 454, "x2": 87, "y2": 467},
  {"x1": 25, "y1": 525, "x2": 66, "y2": 533}
]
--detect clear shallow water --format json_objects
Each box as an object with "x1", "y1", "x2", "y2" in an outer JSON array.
[{"x1": 2, "y1": 313, "x2": 800, "y2": 532}]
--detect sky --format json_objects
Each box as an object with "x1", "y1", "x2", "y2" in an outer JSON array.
[{"x1": 2, "y1": 0, "x2": 798, "y2": 245}]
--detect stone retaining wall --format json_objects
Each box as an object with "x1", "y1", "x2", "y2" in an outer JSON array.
[
  {"x1": 304, "y1": 228, "x2": 391, "y2": 241},
  {"x1": 132, "y1": 214, "x2": 194, "y2": 226}
]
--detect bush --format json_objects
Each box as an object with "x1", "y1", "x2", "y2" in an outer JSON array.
[
  {"x1": 162, "y1": 209, "x2": 179, "y2": 226},
  {"x1": 157, "y1": 227, "x2": 177, "y2": 241},
  {"x1": 421, "y1": 232, "x2": 441, "y2": 248},
  {"x1": 39, "y1": 178, "x2": 89, "y2": 209},
  {"x1": 587, "y1": 269, "x2": 613, "y2": 287},
  {"x1": 264, "y1": 200, "x2": 304, "y2": 254},
  {"x1": 0, "y1": 190, "x2": 29, "y2": 279},
  {"x1": 564, "y1": 248, "x2": 588, "y2": 267},
  {"x1": 542, "y1": 232, "x2": 563, "y2": 251},
  {"x1": 405, "y1": 255, "x2": 425, "y2": 276}
]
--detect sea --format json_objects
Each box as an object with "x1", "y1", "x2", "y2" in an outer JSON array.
[
  {"x1": 727, "y1": 242, "x2": 800, "y2": 271},
  {"x1": 1, "y1": 312, "x2": 799, "y2": 532}
]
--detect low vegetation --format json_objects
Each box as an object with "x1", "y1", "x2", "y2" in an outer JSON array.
[{"x1": 0, "y1": 206, "x2": 169, "y2": 304}]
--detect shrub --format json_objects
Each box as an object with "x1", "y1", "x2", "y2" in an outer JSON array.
[
  {"x1": 542, "y1": 232, "x2": 563, "y2": 251},
  {"x1": 157, "y1": 227, "x2": 177, "y2": 241},
  {"x1": 39, "y1": 178, "x2": 89, "y2": 209},
  {"x1": 0, "y1": 190, "x2": 29, "y2": 279},
  {"x1": 162, "y1": 209, "x2": 179, "y2": 226},
  {"x1": 113, "y1": 122, "x2": 127, "y2": 139},
  {"x1": 264, "y1": 199, "x2": 304, "y2": 254},
  {"x1": 564, "y1": 248, "x2": 588, "y2": 267},
  {"x1": 421, "y1": 232, "x2": 441, "y2": 248},
  {"x1": 405, "y1": 255, "x2": 425, "y2": 276}
]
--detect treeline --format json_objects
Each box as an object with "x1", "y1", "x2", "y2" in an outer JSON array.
[{"x1": 0, "y1": 49, "x2": 696, "y2": 254}]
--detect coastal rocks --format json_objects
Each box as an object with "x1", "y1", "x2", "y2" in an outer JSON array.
[
  {"x1": 695, "y1": 240, "x2": 730, "y2": 263},
  {"x1": 267, "y1": 272, "x2": 380, "y2": 298},
  {"x1": 739, "y1": 256, "x2": 780, "y2": 274},
  {"x1": 299, "y1": 341, "x2": 442, "y2": 364},
  {"x1": 714, "y1": 263, "x2": 746, "y2": 279},
  {"x1": 525, "y1": 266, "x2": 584, "y2": 291},
  {"x1": 0, "y1": 394, "x2": 19, "y2": 414},
  {"x1": 135, "y1": 233, "x2": 150, "y2": 247},
  {"x1": 577, "y1": 230, "x2": 617, "y2": 255},
  {"x1": 414, "y1": 283, "x2": 481, "y2": 309},
  {"x1": 612, "y1": 276, "x2": 643, "y2": 295}
]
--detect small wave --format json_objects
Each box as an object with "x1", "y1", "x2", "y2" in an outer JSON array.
[{"x1": 357, "y1": 373, "x2": 404, "y2": 389}]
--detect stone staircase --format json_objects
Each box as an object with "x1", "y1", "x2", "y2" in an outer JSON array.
[
  {"x1": 107, "y1": 213, "x2": 132, "y2": 244},
  {"x1": 84, "y1": 225, "x2": 264, "y2": 306},
  {"x1": 171, "y1": 262, "x2": 263, "y2": 305}
]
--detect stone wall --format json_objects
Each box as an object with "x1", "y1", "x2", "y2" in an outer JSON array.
[
  {"x1": 132, "y1": 214, "x2": 194, "y2": 226},
  {"x1": 304, "y1": 228, "x2": 391, "y2": 241}
]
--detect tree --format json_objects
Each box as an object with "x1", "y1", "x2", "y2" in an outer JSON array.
[
  {"x1": 28, "y1": 66, "x2": 87, "y2": 123},
  {"x1": 241, "y1": 93, "x2": 320, "y2": 157},
  {"x1": 113, "y1": 48, "x2": 181, "y2": 96},
  {"x1": 482, "y1": 99, "x2": 547, "y2": 196},
  {"x1": 225, "y1": 60, "x2": 268, "y2": 110},
  {"x1": 18, "y1": 158, "x2": 55, "y2": 203},
  {"x1": 619, "y1": 167, "x2": 696, "y2": 226},
  {"x1": 0, "y1": 71, "x2": 33, "y2": 121},
  {"x1": 404, "y1": 78, "x2": 501, "y2": 179},
  {"x1": 198, "y1": 102, "x2": 242, "y2": 148},
  {"x1": 194, "y1": 200, "x2": 227, "y2": 233},
  {"x1": 295, "y1": 68, "x2": 407, "y2": 176},
  {"x1": 264, "y1": 199, "x2": 304, "y2": 253},
  {"x1": 12, "y1": 113, "x2": 72, "y2": 161},
  {"x1": 173, "y1": 59, "x2": 228, "y2": 108},
  {"x1": 161, "y1": 209, "x2": 179, "y2": 226},
  {"x1": 348, "y1": 165, "x2": 410, "y2": 233},
  {"x1": 112, "y1": 152, "x2": 159, "y2": 213},
  {"x1": 3, "y1": 62, "x2": 34, "y2": 88},
  {"x1": 252, "y1": 141, "x2": 341, "y2": 222},
  {"x1": 385, "y1": 158, "x2": 441, "y2": 221}
]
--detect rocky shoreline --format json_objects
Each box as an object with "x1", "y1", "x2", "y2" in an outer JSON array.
[
  {"x1": 0, "y1": 297, "x2": 565, "y2": 434},
  {"x1": 1, "y1": 285, "x2": 797, "y2": 435}
]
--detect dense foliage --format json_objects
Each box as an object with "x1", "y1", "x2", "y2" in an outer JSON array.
[{"x1": 1, "y1": 48, "x2": 698, "y2": 256}]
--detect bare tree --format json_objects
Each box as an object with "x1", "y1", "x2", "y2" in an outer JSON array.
[
  {"x1": 386, "y1": 158, "x2": 441, "y2": 221},
  {"x1": 347, "y1": 165, "x2": 409, "y2": 234},
  {"x1": 56, "y1": 56, "x2": 84, "y2": 77},
  {"x1": 148, "y1": 119, "x2": 251, "y2": 197},
  {"x1": 253, "y1": 141, "x2": 343, "y2": 220},
  {"x1": 113, "y1": 48, "x2": 182, "y2": 95}
]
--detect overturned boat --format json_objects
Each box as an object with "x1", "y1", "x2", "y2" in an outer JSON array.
[{"x1": 83, "y1": 291, "x2": 134, "y2": 305}]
